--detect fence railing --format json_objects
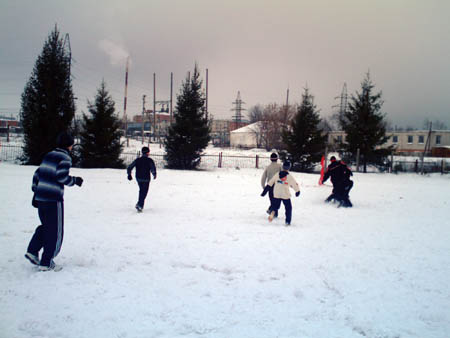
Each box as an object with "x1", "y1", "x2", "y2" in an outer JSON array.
[
  {"x1": 0, "y1": 145, "x2": 272, "y2": 170},
  {"x1": 1, "y1": 144, "x2": 448, "y2": 173},
  {"x1": 121, "y1": 152, "x2": 272, "y2": 169},
  {"x1": 0, "y1": 144, "x2": 23, "y2": 163}
]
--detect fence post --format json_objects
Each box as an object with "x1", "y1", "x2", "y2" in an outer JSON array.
[
  {"x1": 218, "y1": 152, "x2": 222, "y2": 168},
  {"x1": 256, "y1": 155, "x2": 259, "y2": 169},
  {"x1": 442, "y1": 160, "x2": 444, "y2": 174},
  {"x1": 356, "y1": 148, "x2": 360, "y2": 172}
]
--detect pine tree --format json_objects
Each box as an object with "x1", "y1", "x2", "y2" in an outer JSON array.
[
  {"x1": 282, "y1": 87, "x2": 327, "y2": 172},
  {"x1": 78, "y1": 80, "x2": 124, "y2": 168},
  {"x1": 20, "y1": 25, "x2": 75, "y2": 165},
  {"x1": 164, "y1": 65, "x2": 210, "y2": 169},
  {"x1": 339, "y1": 72, "x2": 390, "y2": 172}
]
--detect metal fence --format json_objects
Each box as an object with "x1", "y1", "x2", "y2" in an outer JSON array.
[
  {"x1": 0, "y1": 144, "x2": 22, "y2": 163},
  {"x1": 0, "y1": 144, "x2": 272, "y2": 169},
  {"x1": 1, "y1": 144, "x2": 448, "y2": 173},
  {"x1": 121, "y1": 152, "x2": 272, "y2": 169},
  {"x1": 392, "y1": 159, "x2": 448, "y2": 174}
]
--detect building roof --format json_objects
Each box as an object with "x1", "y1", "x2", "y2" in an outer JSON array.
[{"x1": 230, "y1": 121, "x2": 261, "y2": 134}]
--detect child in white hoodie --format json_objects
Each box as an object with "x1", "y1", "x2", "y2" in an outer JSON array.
[{"x1": 263, "y1": 161, "x2": 300, "y2": 226}]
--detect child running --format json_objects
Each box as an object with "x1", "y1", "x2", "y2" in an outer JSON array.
[{"x1": 263, "y1": 160, "x2": 300, "y2": 226}]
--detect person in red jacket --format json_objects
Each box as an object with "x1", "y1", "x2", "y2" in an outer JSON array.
[{"x1": 322, "y1": 156, "x2": 353, "y2": 207}]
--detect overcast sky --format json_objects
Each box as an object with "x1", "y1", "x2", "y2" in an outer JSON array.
[{"x1": 1, "y1": 0, "x2": 450, "y2": 129}]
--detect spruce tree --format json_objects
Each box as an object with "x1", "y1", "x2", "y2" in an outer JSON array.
[
  {"x1": 282, "y1": 87, "x2": 327, "y2": 172},
  {"x1": 339, "y1": 72, "x2": 390, "y2": 172},
  {"x1": 78, "y1": 80, "x2": 124, "y2": 168},
  {"x1": 164, "y1": 65, "x2": 210, "y2": 169},
  {"x1": 20, "y1": 25, "x2": 75, "y2": 164}
]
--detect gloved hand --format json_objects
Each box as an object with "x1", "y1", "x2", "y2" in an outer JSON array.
[
  {"x1": 75, "y1": 177, "x2": 83, "y2": 187},
  {"x1": 295, "y1": 191, "x2": 300, "y2": 197},
  {"x1": 261, "y1": 185, "x2": 270, "y2": 197},
  {"x1": 153, "y1": 173, "x2": 157, "y2": 180},
  {"x1": 32, "y1": 194, "x2": 38, "y2": 208},
  {"x1": 128, "y1": 174, "x2": 132, "y2": 181}
]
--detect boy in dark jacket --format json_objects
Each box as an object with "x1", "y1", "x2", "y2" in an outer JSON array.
[
  {"x1": 127, "y1": 146, "x2": 157, "y2": 212},
  {"x1": 25, "y1": 132, "x2": 83, "y2": 271},
  {"x1": 322, "y1": 156, "x2": 353, "y2": 207}
]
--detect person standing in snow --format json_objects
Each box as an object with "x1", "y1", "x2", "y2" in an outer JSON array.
[
  {"x1": 25, "y1": 132, "x2": 83, "y2": 271},
  {"x1": 262, "y1": 160, "x2": 300, "y2": 226},
  {"x1": 260, "y1": 152, "x2": 282, "y2": 218},
  {"x1": 322, "y1": 156, "x2": 353, "y2": 207},
  {"x1": 127, "y1": 146, "x2": 157, "y2": 212}
]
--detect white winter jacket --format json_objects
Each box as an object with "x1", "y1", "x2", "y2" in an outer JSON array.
[{"x1": 268, "y1": 171, "x2": 300, "y2": 199}]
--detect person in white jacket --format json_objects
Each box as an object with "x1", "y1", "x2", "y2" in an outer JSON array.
[{"x1": 264, "y1": 161, "x2": 300, "y2": 226}]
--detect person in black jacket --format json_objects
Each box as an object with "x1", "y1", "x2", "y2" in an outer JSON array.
[
  {"x1": 322, "y1": 156, "x2": 353, "y2": 207},
  {"x1": 25, "y1": 132, "x2": 83, "y2": 271},
  {"x1": 127, "y1": 146, "x2": 157, "y2": 212}
]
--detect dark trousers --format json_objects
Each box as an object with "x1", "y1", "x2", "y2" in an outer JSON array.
[
  {"x1": 267, "y1": 186, "x2": 278, "y2": 217},
  {"x1": 327, "y1": 180, "x2": 353, "y2": 202},
  {"x1": 27, "y1": 201, "x2": 64, "y2": 267},
  {"x1": 328, "y1": 180, "x2": 353, "y2": 207},
  {"x1": 137, "y1": 180, "x2": 150, "y2": 208},
  {"x1": 272, "y1": 198, "x2": 292, "y2": 224}
]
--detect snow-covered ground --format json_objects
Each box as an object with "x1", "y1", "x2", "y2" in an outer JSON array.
[{"x1": 1, "y1": 163, "x2": 450, "y2": 338}]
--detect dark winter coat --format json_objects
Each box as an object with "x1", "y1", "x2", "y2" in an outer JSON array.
[
  {"x1": 323, "y1": 160, "x2": 353, "y2": 186},
  {"x1": 32, "y1": 148, "x2": 76, "y2": 202},
  {"x1": 127, "y1": 156, "x2": 157, "y2": 182}
]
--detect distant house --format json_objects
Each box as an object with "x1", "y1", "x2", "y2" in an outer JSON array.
[
  {"x1": 0, "y1": 116, "x2": 19, "y2": 128},
  {"x1": 327, "y1": 130, "x2": 450, "y2": 156},
  {"x1": 230, "y1": 122, "x2": 261, "y2": 148},
  {"x1": 211, "y1": 119, "x2": 249, "y2": 146}
]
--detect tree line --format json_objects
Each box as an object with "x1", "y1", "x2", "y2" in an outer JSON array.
[
  {"x1": 246, "y1": 73, "x2": 390, "y2": 172},
  {"x1": 21, "y1": 26, "x2": 209, "y2": 170},
  {"x1": 21, "y1": 26, "x2": 390, "y2": 173}
]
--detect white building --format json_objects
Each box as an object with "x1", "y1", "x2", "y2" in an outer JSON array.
[
  {"x1": 230, "y1": 122, "x2": 262, "y2": 148},
  {"x1": 327, "y1": 130, "x2": 450, "y2": 155}
]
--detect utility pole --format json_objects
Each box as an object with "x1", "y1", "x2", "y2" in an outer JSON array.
[
  {"x1": 123, "y1": 57, "x2": 130, "y2": 147},
  {"x1": 205, "y1": 68, "x2": 209, "y2": 120},
  {"x1": 141, "y1": 95, "x2": 146, "y2": 144},
  {"x1": 421, "y1": 121, "x2": 433, "y2": 174},
  {"x1": 153, "y1": 73, "x2": 156, "y2": 143},
  {"x1": 170, "y1": 72, "x2": 173, "y2": 124},
  {"x1": 286, "y1": 87, "x2": 289, "y2": 107}
]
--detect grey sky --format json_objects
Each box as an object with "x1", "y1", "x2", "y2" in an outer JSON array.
[{"x1": 1, "y1": 0, "x2": 450, "y2": 129}]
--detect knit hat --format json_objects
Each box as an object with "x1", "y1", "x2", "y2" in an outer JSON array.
[
  {"x1": 141, "y1": 146, "x2": 150, "y2": 155},
  {"x1": 330, "y1": 156, "x2": 336, "y2": 162},
  {"x1": 270, "y1": 153, "x2": 278, "y2": 161},
  {"x1": 56, "y1": 132, "x2": 74, "y2": 148},
  {"x1": 282, "y1": 161, "x2": 291, "y2": 170}
]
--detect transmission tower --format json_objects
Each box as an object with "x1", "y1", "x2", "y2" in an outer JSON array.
[
  {"x1": 333, "y1": 83, "x2": 348, "y2": 116},
  {"x1": 231, "y1": 91, "x2": 246, "y2": 123}
]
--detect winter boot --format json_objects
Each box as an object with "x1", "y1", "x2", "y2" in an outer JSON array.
[
  {"x1": 39, "y1": 260, "x2": 63, "y2": 272},
  {"x1": 25, "y1": 252, "x2": 40, "y2": 266},
  {"x1": 268, "y1": 211, "x2": 276, "y2": 222}
]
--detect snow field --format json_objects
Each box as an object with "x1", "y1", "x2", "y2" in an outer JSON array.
[{"x1": 0, "y1": 163, "x2": 449, "y2": 338}]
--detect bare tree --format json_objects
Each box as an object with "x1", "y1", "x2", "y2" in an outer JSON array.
[
  {"x1": 256, "y1": 103, "x2": 294, "y2": 150},
  {"x1": 248, "y1": 104, "x2": 264, "y2": 123},
  {"x1": 423, "y1": 118, "x2": 448, "y2": 130}
]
